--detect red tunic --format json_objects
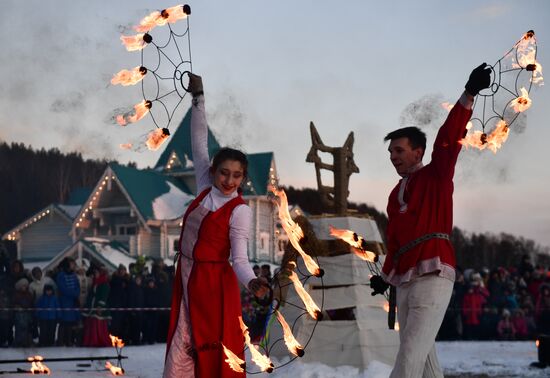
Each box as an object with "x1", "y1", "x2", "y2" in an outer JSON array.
[
  {"x1": 165, "y1": 188, "x2": 246, "y2": 378},
  {"x1": 382, "y1": 100, "x2": 473, "y2": 286}
]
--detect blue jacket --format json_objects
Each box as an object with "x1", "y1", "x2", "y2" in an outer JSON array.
[
  {"x1": 56, "y1": 271, "x2": 81, "y2": 322},
  {"x1": 36, "y1": 294, "x2": 59, "y2": 321}
]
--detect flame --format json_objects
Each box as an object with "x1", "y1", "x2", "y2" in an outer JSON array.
[
  {"x1": 111, "y1": 66, "x2": 147, "y2": 86},
  {"x1": 513, "y1": 31, "x2": 544, "y2": 86},
  {"x1": 383, "y1": 302, "x2": 390, "y2": 312},
  {"x1": 117, "y1": 100, "x2": 152, "y2": 126},
  {"x1": 329, "y1": 225, "x2": 378, "y2": 262},
  {"x1": 287, "y1": 269, "x2": 322, "y2": 320},
  {"x1": 269, "y1": 186, "x2": 322, "y2": 277},
  {"x1": 146, "y1": 128, "x2": 171, "y2": 151},
  {"x1": 536, "y1": 339, "x2": 540, "y2": 348},
  {"x1": 238, "y1": 317, "x2": 274, "y2": 372},
  {"x1": 28, "y1": 356, "x2": 50, "y2": 375},
  {"x1": 105, "y1": 361, "x2": 124, "y2": 376},
  {"x1": 275, "y1": 310, "x2": 304, "y2": 357},
  {"x1": 460, "y1": 120, "x2": 509, "y2": 154},
  {"x1": 119, "y1": 143, "x2": 133, "y2": 150},
  {"x1": 120, "y1": 33, "x2": 151, "y2": 52},
  {"x1": 222, "y1": 343, "x2": 246, "y2": 373},
  {"x1": 109, "y1": 334, "x2": 125, "y2": 348},
  {"x1": 394, "y1": 321, "x2": 400, "y2": 331},
  {"x1": 510, "y1": 87, "x2": 532, "y2": 113},
  {"x1": 134, "y1": 5, "x2": 188, "y2": 32}
]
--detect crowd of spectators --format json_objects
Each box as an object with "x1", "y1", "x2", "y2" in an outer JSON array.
[
  {"x1": 0, "y1": 256, "x2": 174, "y2": 347},
  {"x1": 439, "y1": 254, "x2": 550, "y2": 341},
  {"x1": 1, "y1": 252, "x2": 548, "y2": 348}
]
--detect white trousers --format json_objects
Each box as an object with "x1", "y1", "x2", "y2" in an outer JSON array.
[{"x1": 390, "y1": 273, "x2": 453, "y2": 378}]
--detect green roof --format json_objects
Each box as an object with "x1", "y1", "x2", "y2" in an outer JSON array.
[
  {"x1": 110, "y1": 163, "x2": 192, "y2": 220},
  {"x1": 154, "y1": 108, "x2": 221, "y2": 170},
  {"x1": 244, "y1": 152, "x2": 273, "y2": 196}
]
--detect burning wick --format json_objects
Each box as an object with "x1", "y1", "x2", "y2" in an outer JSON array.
[
  {"x1": 146, "y1": 128, "x2": 171, "y2": 151},
  {"x1": 134, "y1": 4, "x2": 191, "y2": 33},
  {"x1": 287, "y1": 267, "x2": 323, "y2": 320},
  {"x1": 222, "y1": 343, "x2": 246, "y2": 373},
  {"x1": 109, "y1": 334, "x2": 125, "y2": 348},
  {"x1": 116, "y1": 100, "x2": 152, "y2": 126},
  {"x1": 329, "y1": 225, "x2": 379, "y2": 263},
  {"x1": 111, "y1": 66, "x2": 147, "y2": 86},
  {"x1": 275, "y1": 310, "x2": 305, "y2": 357},
  {"x1": 269, "y1": 186, "x2": 324, "y2": 277},
  {"x1": 510, "y1": 87, "x2": 532, "y2": 113},
  {"x1": 238, "y1": 317, "x2": 274, "y2": 373},
  {"x1": 120, "y1": 33, "x2": 152, "y2": 52}
]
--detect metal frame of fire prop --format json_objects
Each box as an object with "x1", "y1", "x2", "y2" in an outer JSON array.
[
  {"x1": 0, "y1": 335, "x2": 127, "y2": 376},
  {"x1": 112, "y1": 4, "x2": 193, "y2": 151},
  {"x1": 460, "y1": 30, "x2": 543, "y2": 153}
]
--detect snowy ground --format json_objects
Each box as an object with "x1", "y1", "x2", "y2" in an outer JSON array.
[{"x1": 0, "y1": 341, "x2": 548, "y2": 377}]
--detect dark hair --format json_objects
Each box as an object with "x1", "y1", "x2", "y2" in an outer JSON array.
[
  {"x1": 384, "y1": 127, "x2": 427, "y2": 152},
  {"x1": 211, "y1": 148, "x2": 248, "y2": 178}
]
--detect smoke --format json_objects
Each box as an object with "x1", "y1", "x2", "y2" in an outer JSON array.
[
  {"x1": 50, "y1": 92, "x2": 86, "y2": 113},
  {"x1": 207, "y1": 90, "x2": 248, "y2": 150},
  {"x1": 399, "y1": 93, "x2": 447, "y2": 130}
]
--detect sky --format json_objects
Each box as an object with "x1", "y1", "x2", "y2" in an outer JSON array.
[{"x1": 1, "y1": 0, "x2": 549, "y2": 249}]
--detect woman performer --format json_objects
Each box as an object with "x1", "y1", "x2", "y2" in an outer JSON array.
[{"x1": 163, "y1": 73, "x2": 269, "y2": 378}]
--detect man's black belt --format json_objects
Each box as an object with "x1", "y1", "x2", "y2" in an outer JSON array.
[{"x1": 393, "y1": 232, "x2": 450, "y2": 263}]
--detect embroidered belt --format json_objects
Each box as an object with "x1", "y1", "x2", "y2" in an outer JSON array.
[{"x1": 393, "y1": 232, "x2": 450, "y2": 263}]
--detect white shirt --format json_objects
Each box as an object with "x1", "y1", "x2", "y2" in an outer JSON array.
[{"x1": 190, "y1": 95, "x2": 256, "y2": 287}]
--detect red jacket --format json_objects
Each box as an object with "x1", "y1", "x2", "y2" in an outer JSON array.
[
  {"x1": 382, "y1": 98, "x2": 472, "y2": 286},
  {"x1": 462, "y1": 289, "x2": 486, "y2": 325}
]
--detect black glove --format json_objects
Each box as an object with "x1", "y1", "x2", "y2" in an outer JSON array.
[
  {"x1": 370, "y1": 275, "x2": 389, "y2": 296},
  {"x1": 465, "y1": 63, "x2": 492, "y2": 96},
  {"x1": 188, "y1": 73, "x2": 204, "y2": 97}
]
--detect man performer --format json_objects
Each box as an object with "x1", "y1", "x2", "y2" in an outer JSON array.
[{"x1": 369, "y1": 63, "x2": 491, "y2": 378}]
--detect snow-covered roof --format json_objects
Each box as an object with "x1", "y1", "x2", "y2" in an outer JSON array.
[{"x1": 152, "y1": 182, "x2": 194, "y2": 220}]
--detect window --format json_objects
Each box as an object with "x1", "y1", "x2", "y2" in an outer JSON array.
[{"x1": 117, "y1": 224, "x2": 137, "y2": 235}]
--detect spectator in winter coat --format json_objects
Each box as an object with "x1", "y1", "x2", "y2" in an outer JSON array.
[
  {"x1": 479, "y1": 305, "x2": 499, "y2": 340},
  {"x1": 82, "y1": 266, "x2": 111, "y2": 347},
  {"x1": 127, "y1": 274, "x2": 145, "y2": 345},
  {"x1": 13, "y1": 278, "x2": 33, "y2": 347},
  {"x1": 56, "y1": 257, "x2": 81, "y2": 346},
  {"x1": 503, "y1": 288, "x2": 519, "y2": 311},
  {"x1": 0, "y1": 287, "x2": 11, "y2": 346},
  {"x1": 487, "y1": 269, "x2": 506, "y2": 309},
  {"x1": 108, "y1": 265, "x2": 129, "y2": 339},
  {"x1": 29, "y1": 267, "x2": 57, "y2": 304},
  {"x1": 143, "y1": 277, "x2": 160, "y2": 344},
  {"x1": 35, "y1": 284, "x2": 59, "y2": 346},
  {"x1": 497, "y1": 309, "x2": 516, "y2": 340},
  {"x1": 512, "y1": 309, "x2": 529, "y2": 340},
  {"x1": 462, "y1": 283, "x2": 487, "y2": 339},
  {"x1": 535, "y1": 284, "x2": 550, "y2": 334}
]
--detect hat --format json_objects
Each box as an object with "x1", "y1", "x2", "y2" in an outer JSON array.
[{"x1": 15, "y1": 278, "x2": 29, "y2": 291}]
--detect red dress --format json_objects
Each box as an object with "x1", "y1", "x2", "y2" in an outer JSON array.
[{"x1": 165, "y1": 187, "x2": 246, "y2": 378}]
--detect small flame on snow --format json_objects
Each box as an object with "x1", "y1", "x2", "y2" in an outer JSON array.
[
  {"x1": 105, "y1": 361, "x2": 124, "y2": 376},
  {"x1": 269, "y1": 186, "x2": 323, "y2": 277},
  {"x1": 275, "y1": 310, "x2": 304, "y2": 357},
  {"x1": 28, "y1": 356, "x2": 50, "y2": 375},
  {"x1": 222, "y1": 343, "x2": 246, "y2": 373}
]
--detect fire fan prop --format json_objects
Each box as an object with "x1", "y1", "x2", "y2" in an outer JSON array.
[
  {"x1": 459, "y1": 30, "x2": 543, "y2": 153},
  {"x1": 112, "y1": 4, "x2": 193, "y2": 151}
]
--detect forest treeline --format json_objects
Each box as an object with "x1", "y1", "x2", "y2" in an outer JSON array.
[{"x1": 1, "y1": 141, "x2": 548, "y2": 269}]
